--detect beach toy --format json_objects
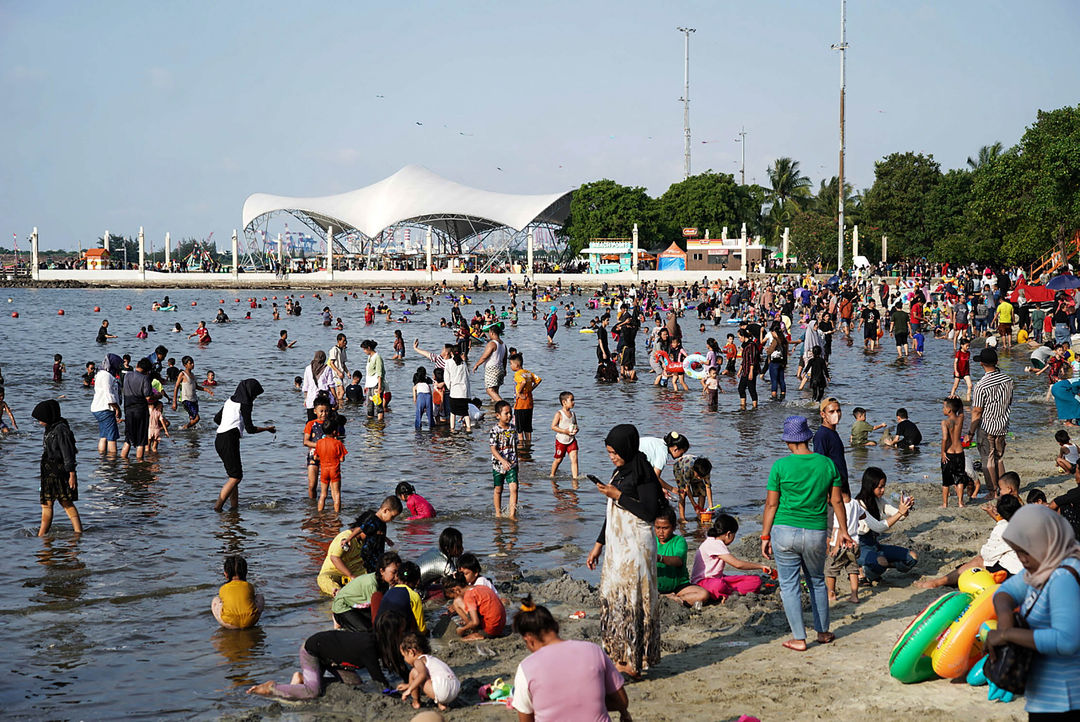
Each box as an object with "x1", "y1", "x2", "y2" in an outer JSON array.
[
  {"x1": 966, "y1": 654, "x2": 989, "y2": 686},
  {"x1": 125, "y1": 305, "x2": 132, "y2": 310},
  {"x1": 93, "y1": 306, "x2": 100, "y2": 312},
  {"x1": 683, "y1": 353, "x2": 708, "y2": 379},
  {"x1": 987, "y1": 680, "x2": 1016, "y2": 703},
  {"x1": 488, "y1": 678, "x2": 512, "y2": 702},
  {"x1": 931, "y1": 568, "x2": 998, "y2": 679},
  {"x1": 889, "y1": 590, "x2": 972, "y2": 683},
  {"x1": 698, "y1": 510, "x2": 713, "y2": 525},
  {"x1": 568, "y1": 610, "x2": 586, "y2": 619},
  {"x1": 579, "y1": 328, "x2": 596, "y2": 334},
  {"x1": 977, "y1": 619, "x2": 997, "y2": 643},
  {"x1": 57, "y1": 309, "x2": 64, "y2": 315},
  {"x1": 650, "y1": 349, "x2": 669, "y2": 374},
  {"x1": 370, "y1": 393, "x2": 382, "y2": 405}
]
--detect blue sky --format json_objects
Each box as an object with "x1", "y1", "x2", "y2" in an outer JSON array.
[{"x1": 1, "y1": 0, "x2": 1077, "y2": 250}]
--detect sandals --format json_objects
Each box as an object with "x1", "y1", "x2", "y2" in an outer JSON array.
[{"x1": 782, "y1": 639, "x2": 808, "y2": 652}]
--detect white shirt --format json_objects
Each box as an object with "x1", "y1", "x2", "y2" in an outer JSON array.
[
  {"x1": 638, "y1": 436, "x2": 668, "y2": 473},
  {"x1": 829, "y1": 497, "x2": 863, "y2": 545},
  {"x1": 980, "y1": 519, "x2": 1023, "y2": 574},
  {"x1": 216, "y1": 399, "x2": 246, "y2": 436},
  {"x1": 444, "y1": 357, "x2": 471, "y2": 399},
  {"x1": 856, "y1": 501, "x2": 898, "y2": 538},
  {"x1": 90, "y1": 370, "x2": 120, "y2": 412},
  {"x1": 302, "y1": 365, "x2": 334, "y2": 408},
  {"x1": 328, "y1": 344, "x2": 348, "y2": 380}
]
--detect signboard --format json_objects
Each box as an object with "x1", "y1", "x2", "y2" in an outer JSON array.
[
  {"x1": 709, "y1": 249, "x2": 728, "y2": 256},
  {"x1": 682, "y1": 227, "x2": 698, "y2": 237}
]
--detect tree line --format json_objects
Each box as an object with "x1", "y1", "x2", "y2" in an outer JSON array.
[{"x1": 560, "y1": 104, "x2": 1080, "y2": 268}]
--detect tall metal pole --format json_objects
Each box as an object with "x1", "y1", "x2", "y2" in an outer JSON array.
[
  {"x1": 736, "y1": 127, "x2": 748, "y2": 185},
  {"x1": 677, "y1": 26, "x2": 696, "y2": 180},
  {"x1": 832, "y1": 0, "x2": 848, "y2": 270}
]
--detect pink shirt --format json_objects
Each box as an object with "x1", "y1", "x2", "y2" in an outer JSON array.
[
  {"x1": 406, "y1": 494, "x2": 435, "y2": 519},
  {"x1": 691, "y1": 537, "x2": 729, "y2": 584},
  {"x1": 512, "y1": 639, "x2": 623, "y2": 722}
]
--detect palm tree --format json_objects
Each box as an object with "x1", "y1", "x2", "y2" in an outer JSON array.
[
  {"x1": 966, "y1": 142, "x2": 1003, "y2": 170},
  {"x1": 766, "y1": 157, "x2": 812, "y2": 210}
]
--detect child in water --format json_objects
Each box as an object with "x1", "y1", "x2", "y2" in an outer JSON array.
[
  {"x1": 804, "y1": 346, "x2": 830, "y2": 402},
  {"x1": 412, "y1": 367, "x2": 434, "y2": 430},
  {"x1": 0, "y1": 386, "x2": 18, "y2": 433},
  {"x1": 549, "y1": 391, "x2": 579, "y2": 479},
  {"x1": 212, "y1": 555, "x2": 264, "y2": 629},
  {"x1": 396, "y1": 481, "x2": 435, "y2": 520},
  {"x1": 52, "y1": 354, "x2": 66, "y2": 382},
  {"x1": 397, "y1": 632, "x2": 460, "y2": 711},
  {"x1": 314, "y1": 419, "x2": 348, "y2": 513},
  {"x1": 147, "y1": 395, "x2": 170, "y2": 452}
]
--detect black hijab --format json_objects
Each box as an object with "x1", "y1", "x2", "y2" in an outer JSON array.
[
  {"x1": 604, "y1": 423, "x2": 657, "y2": 492},
  {"x1": 105, "y1": 353, "x2": 123, "y2": 377},
  {"x1": 231, "y1": 379, "x2": 263, "y2": 406},
  {"x1": 32, "y1": 399, "x2": 63, "y2": 428}
]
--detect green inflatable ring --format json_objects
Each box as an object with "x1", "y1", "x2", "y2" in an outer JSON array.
[{"x1": 889, "y1": 590, "x2": 971, "y2": 684}]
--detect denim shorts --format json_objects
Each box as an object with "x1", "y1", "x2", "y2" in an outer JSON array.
[{"x1": 93, "y1": 409, "x2": 120, "y2": 441}]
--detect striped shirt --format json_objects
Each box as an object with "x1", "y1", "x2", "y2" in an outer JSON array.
[{"x1": 972, "y1": 369, "x2": 1014, "y2": 436}]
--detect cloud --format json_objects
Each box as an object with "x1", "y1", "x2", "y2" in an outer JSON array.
[{"x1": 147, "y1": 67, "x2": 173, "y2": 89}]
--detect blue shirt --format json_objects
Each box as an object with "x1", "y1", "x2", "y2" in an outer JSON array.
[
  {"x1": 996, "y1": 558, "x2": 1080, "y2": 713},
  {"x1": 812, "y1": 425, "x2": 848, "y2": 485}
]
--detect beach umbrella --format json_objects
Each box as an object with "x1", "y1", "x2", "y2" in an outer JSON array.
[
  {"x1": 826, "y1": 275, "x2": 840, "y2": 287},
  {"x1": 1046, "y1": 274, "x2": 1080, "y2": 291}
]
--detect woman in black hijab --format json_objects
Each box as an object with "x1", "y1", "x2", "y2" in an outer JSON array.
[
  {"x1": 585, "y1": 423, "x2": 662, "y2": 677},
  {"x1": 213, "y1": 379, "x2": 276, "y2": 512},
  {"x1": 33, "y1": 399, "x2": 82, "y2": 535}
]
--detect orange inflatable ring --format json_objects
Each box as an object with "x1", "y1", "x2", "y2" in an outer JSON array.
[{"x1": 931, "y1": 568, "x2": 999, "y2": 679}]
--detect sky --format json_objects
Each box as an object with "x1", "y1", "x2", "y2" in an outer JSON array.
[{"x1": 1, "y1": 0, "x2": 1078, "y2": 251}]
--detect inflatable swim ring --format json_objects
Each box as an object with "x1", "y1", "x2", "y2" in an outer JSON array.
[
  {"x1": 157, "y1": 305, "x2": 177, "y2": 312},
  {"x1": 931, "y1": 569, "x2": 999, "y2": 679},
  {"x1": 579, "y1": 328, "x2": 596, "y2": 334},
  {"x1": 889, "y1": 590, "x2": 972, "y2": 683},
  {"x1": 650, "y1": 349, "x2": 669, "y2": 374},
  {"x1": 683, "y1": 353, "x2": 708, "y2": 380}
]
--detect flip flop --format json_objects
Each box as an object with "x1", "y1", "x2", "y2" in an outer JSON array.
[
  {"x1": 817, "y1": 632, "x2": 836, "y2": 644},
  {"x1": 782, "y1": 640, "x2": 807, "y2": 652}
]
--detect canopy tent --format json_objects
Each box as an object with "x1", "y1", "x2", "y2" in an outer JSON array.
[
  {"x1": 242, "y1": 165, "x2": 573, "y2": 254},
  {"x1": 657, "y1": 242, "x2": 687, "y2": 271}
]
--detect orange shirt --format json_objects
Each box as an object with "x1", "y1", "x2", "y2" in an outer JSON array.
[
  {"x1": 463, "y1": 584, "x2": 506, "y2": 636},
  {"x1": 315, "y1": 437, "x2": 347, "y2": 481},
  {"x1": 514, "y1": 368, "x2": 541, "y2": 410}
]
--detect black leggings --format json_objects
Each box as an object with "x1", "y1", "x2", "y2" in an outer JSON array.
[{"x1": 738, "y1": 376, "x2": 758, "y2": 402}]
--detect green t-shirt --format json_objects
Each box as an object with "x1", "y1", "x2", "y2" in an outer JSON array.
[
  {"x1": 850, "y1": 419, "x2": 874, "y2": 445},
  {"x1": 766, "y1": 453, "x2": 841, "y2": 530},
  {"x1": 331, "y1": 571, "x2": 378, "y2": 614},
  {"x1": 656, "y1": 535, "x2": 690, "y2": 593}
]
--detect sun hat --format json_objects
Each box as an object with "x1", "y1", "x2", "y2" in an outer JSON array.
[{"x1": 781, "y1": 415, "x2": 813, "y2": 443}]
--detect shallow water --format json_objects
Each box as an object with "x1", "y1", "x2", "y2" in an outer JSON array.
[{"x1": 0, "y1": 286, "x2": 1056, "y2": 718}]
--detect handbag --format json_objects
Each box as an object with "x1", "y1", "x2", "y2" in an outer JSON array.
[{"x1": 984, "y1": 565, "x2": 1080, "y2": 694}]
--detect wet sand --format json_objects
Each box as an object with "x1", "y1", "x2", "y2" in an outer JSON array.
[{"x1": 238, "y1": 431, "x2": 1073, "y2": 721}]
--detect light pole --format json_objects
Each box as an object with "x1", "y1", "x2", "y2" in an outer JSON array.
[
  {"x1": 677, "y1": 26, "x2": 696, "y2": 180},
  {"x1": 735, "y1": 127, "x2": 748, "y2": 185},
  {"x1": 831, "y1": 0, "x2": 848, "y2": 270}
]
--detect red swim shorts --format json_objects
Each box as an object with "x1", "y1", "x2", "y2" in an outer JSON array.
[{"x1": 554, "y1": 439, "x2": 579, "y2": 459}]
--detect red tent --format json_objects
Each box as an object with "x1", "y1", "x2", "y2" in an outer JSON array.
[{"x1": 1009, "y1": 279, "x2": 1057, "y2": 304}]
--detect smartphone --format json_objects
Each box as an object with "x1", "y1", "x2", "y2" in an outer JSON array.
[{"x1": 586, "y1": 474, "x2": 603, "y2": 486}]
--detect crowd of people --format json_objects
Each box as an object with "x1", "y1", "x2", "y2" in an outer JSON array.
[{"x1": 7, "y1": 264, "x2": 1080, "y2": 719}]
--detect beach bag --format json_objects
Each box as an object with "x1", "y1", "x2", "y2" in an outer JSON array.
[{"x1": 984, "y1": 566, "x2": 1080, "y2": 693}]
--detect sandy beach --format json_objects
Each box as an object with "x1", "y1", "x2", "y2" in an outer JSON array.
[{"x1": 234, "y1": 429, "x2": 1075, "y2": 722}]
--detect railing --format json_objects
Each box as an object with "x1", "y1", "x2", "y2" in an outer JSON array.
[{"x1": 1031, "y1": 231, "x2": 1080, "y2": 279}]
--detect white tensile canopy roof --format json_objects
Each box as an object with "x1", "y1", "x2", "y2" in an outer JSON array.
[{"x1": 242, "y1": 165, "x2": 573, "y2": 243}]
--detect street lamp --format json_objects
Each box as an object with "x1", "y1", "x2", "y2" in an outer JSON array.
[{"x1": 734, "y1": 127, "x2": 748, "y2": 185}]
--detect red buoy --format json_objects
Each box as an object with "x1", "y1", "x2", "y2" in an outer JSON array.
[
  {"x1": 125, "y1": 305, "x2": 133, "y2": 311},
  {"x1": 272, "y1": 296, "x2": 277, "y2": 300},
  {"x1": 57, "y1": 309, "x2": 65, "y2": 315},
  {"x1": 191, "y1": 301, "x2": 198, "y2": 306},
  {"x1": 93, "y1": 306, "x2": 100, "y2": 312},
  {"x1": 329, "y1": 292, "x2": 334, "y2": 296},
  {"x1": 11, "y1": 311, "x2": 18, "y2": 318}
]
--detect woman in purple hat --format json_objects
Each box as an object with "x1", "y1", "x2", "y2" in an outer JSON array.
[{"x1": 761, "y1": 415, "x2": 854, "y2": 651}]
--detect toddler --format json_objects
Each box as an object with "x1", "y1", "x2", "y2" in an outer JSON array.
[
  {"x1": 1055, "y1": 429, "x2": 1079, "y2": 475},
  {"x1": 314, "y1": 420, "x2": 348, "y2": 512},
  {"x1": 212, "y1": 555, "x2": 264, "y2": 629},
  {"x1": 397, "y1": 631, "x2": 460, "y2": 711},
  {"x1": 147, "y1": 396, "x2": 170, "y2": 452},
  {"x1": 443, "y1": 571, "x2": 506, "y2": 639}
]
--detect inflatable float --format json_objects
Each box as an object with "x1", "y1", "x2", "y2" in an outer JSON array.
[
  {"x1": 931, "y1": 569, "x2": 999, "y2": 679},
  {"x1": 682, "y1": 353, "x2": 708, "y2": 380},
  {"x1": 889, "y1": 590, "x2": 971, "y2": 683},
  {"x1": 156, "y1": 305, "x2": 177, "y2": 312},
  {"x1": 649, "y1": 349, "x2": 684, "y2": 375}
]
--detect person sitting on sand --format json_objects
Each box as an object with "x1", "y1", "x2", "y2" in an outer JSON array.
[
  {"x1": 915, "y1": 494, "x2": 1024, "y2": 589},
  {"x1": 854, "y1": 467, "x2": 916, "y2": 585},
  {"x1": 442, "y1": 572, "x2": 506, "y2": 639},
  {"x1": 671, "y1": 513, "x2": 770, "y2": 607},
  {"x1": 246, "y1": 627, "x2": 388, "y2": 701}
]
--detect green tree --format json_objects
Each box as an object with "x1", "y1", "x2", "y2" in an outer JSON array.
[
  {"x1": 766, "y1": 157, "x2": 812, "y2": 210},
  {"x1": 562, "y1": 180, "x2": 661, "y2": 256},
  {"x1": 923, "y1": 169, "x2": 981, "y2": 262},
  {"x1": 966, "y1": 142, "x2": 1003, "y2": 170},
  {"x1": 788, "y1": 207, "x2": 841, "y2": 269},
  {"x1": 655, "y1": 172, "x2": 751, "y2": 246},
  {"x1": 861, "y1": 152, "x2": 943, "y2": 259}
]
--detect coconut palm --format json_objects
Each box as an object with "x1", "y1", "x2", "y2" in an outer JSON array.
[
  {"x1": 766, "y1": 157, "x2": 812, "y2": 210},
  {"x1": 966, "y1": 142, "x2": 1003, "y2": 170}
]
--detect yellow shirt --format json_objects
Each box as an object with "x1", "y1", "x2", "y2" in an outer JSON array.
[
  {"x1": 218, "y1": 580, "x2": 260, "y2": 628},
  {"x1": 996, "y1": 301, "x2": 1014, "y2": 324},
  {"x1": 319, "y1": 529, "x2": 364, "y2": 577}
]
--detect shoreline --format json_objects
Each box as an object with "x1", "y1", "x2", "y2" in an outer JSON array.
[{"x1": 237, "y1": 431, "x2": 1074, "y2": 722}]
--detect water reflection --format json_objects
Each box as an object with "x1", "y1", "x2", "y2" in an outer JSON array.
[
  {"x1": 35, "y1": 536, "x2": 87, "y2": 602},
  {"x1": 211, "y1": 626, "x2": 267, "y2": 686}
]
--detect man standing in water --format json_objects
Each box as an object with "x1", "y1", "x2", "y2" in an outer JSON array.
[
  {"x1": 328, "y1": 334, "x2": 349, "y2": 403},
  {"x1": 967, "y1": 348, "x2": 1013, "y2": 496},
  {"x1": 859, "y1": 299, "x2": 881, "y2": 351}
]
